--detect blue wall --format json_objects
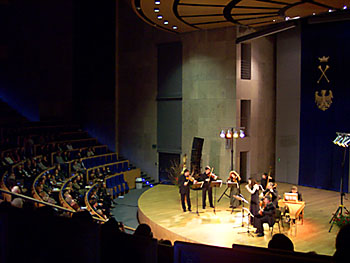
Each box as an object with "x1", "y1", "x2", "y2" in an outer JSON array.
[{"x1": 299, "y1": 20, "x2": 350, "y2": 192}]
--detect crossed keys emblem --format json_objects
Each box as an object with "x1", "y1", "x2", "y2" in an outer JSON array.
[{"x1": 317, "y1": 65, "x2": 330, "y2": 83}]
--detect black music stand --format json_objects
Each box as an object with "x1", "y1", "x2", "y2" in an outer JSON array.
[
  {"x1": 210, "y1": 180, "x2": 222, "y2": 214},
  {"x1": 191, "y1": 181, "x2": 204, "y2": 216},
  {"x1": 218, "y1": 181, "x2": 239, "y2": 203},
  {"x1": 329, "y1": 147, "x2": 350, "y2": 232}
]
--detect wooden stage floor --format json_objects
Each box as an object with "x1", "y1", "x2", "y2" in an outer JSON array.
[{"x1": 137, "y1": 182, "x2": 350, "y2": 256}]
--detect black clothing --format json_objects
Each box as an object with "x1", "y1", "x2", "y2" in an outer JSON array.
[
  {"x1": 178, "y1": 174, "x2": 191, "y2": 211},
  {"x1": 254, "y1": 202, "x2": 276, "y2": 234},
  {"x1": 198, "y1": 172, "x2": 216, "y2": 208},
  {"x1": 261, "y1": 178, "x2": 267, "y2": 190},
  {"x1": 263, "y1": 188, "x2": 279, "y2": 208},
  {"x1": 249, "y1": 185, "x2": 260, "y2": 226}
]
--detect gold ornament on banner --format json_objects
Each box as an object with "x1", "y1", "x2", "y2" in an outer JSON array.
[
  {"x1": 315, "y1": 90, "x2": 333, "y2": 111},
  {"x1": 315, "y1": 56, "x2": 333, "y2": 111}
]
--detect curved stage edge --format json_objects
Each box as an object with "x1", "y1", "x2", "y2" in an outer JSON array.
[{"x1": 138, "y1": 183, "x2": 347, "y2": 256}]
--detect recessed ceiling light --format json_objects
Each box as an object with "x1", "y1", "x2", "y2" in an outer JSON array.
[
  {"x1": 172, "y1": 26, "x2": 178, "y2": 30},
  {"x1": 273, "y1": 19, "x2": 276, "y2": 22},
  {"x1": 164, "y1": 20, "x2": 169, "y2": 25},
  {"x1": 157, "y1": 15, "x2": 163, "y2": 20},
  {"x1": 136, "y1": 6, "x2": 141, "y2": 10},
  {"x1": 312, "y1": 12, "x2": 316, "y2": 15},
  {"x1": 155, "y1": 1, "x2": 160, "y2": 4},
  {"x1": 154, "y1": 8, "x2": 160, "y2": 12},
  {"x1": 328, "y1": 9, "x2": 334, "y2": 12}
]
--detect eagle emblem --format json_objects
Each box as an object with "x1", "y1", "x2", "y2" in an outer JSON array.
[{"x1": 315, "y1": 90, "x2": 333, "y2": 111}]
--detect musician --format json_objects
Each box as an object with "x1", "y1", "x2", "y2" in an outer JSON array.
[
  {"x1": 227, "y1": 171, "x2": 241, "y2": 209},
  {"x1": 198, "y1": 166, "x2": 217, "y2": 209},
  {"x1": 290, "y1": 186, "x2": 303, "y2": 201},
  {"x1": 260, "y1": 172, "x2": 274, "y2": 190},
  {"x1": 254, "y1": 195, "x2": 276, "y2": 237},
  {"x1": 261, "y1": 182, "x2": 279, "y2": 208},
  {"x1": 245, "y1": 178, "x2": 260, "y2": 226},
  {"x1": 178, "y1": 169, "x2": 192, "y2": 212}
]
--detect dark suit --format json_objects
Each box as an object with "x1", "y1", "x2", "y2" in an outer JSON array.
[
  {"x1": 254, "y1": 202, "x2": 275, "y2": 234},
  {"x1": 198, "y1": 172, "x2": 215, "y2": 208},
  {"x1": 263, "y1": 188, "x2": 279, "y2": 208},
  {"x1": 178, "y1": 174, "x2": 191, "y2": 211}
]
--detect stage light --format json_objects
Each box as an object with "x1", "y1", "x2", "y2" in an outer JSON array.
[
  {"x1": 285, "y1": 16, "x2": 290, "y2": 21},
  {"x1": 164, "y1": 20, "x2": 169, "y2": 25},
  {"x1": 333, "y1": 135, "x2": 342, "y2": 145},
  {"x1": 172, "y1": 26, "x2": 178, "y2": 30},
  {"x1": 142, "y1": 178, "x2": 145, "y2": 182},
  {"x1": 146, "y1": 181, "x2": 149, "y2": 185},
  {"x1": 340, "y1": 136, "x2": 350, "y2": 147},
  {"x1": 233, "y1": 130, "x2": 239, "y2": 139},
  {"x1": 220, "y1": 130, "x2": 226, "y2": 138},
  {"x1": 155, "y1": 1, "x2": 160, "y2": 4},
  {"x1": 226, "y1": 129, "x2": 232, "y2": 139},
  {"x1": 157, "y1": 15, "x2": 163, "y2": 20},
  {"x1": 150, "y1": 184, "x2": 154, "y2": 188},
  {"x1": 239, "y1": 130, "x2": 245, "y2": 138},
  {"x1": 154, "y1": 8, "x2": 160, "y2": 12},
  {"x1": 334, "y1": 133, "x2": 350, "y2": 148},
  {"x1": 343, "y1": 6, "x2": 347, "y2": 10}
]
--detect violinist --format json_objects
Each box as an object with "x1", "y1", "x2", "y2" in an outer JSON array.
[
  {"x1": 245, "y1": 178, "x2": 260, "y2": 226},
  {"x1": 254, "y1": 195, "x2": 275, "y2": 237},
  {"x1": 261, "y1": 182, "x2": 279, "y2": 208},
  {"x1": 178, "y1": 169, "x2": 193, "y2": 212},
  {"x1": 227, "y1": 171, "x2": 241, "y2": 209},
  {"x1": 199, "y1": 166, "x2": 217, "y2": 209}
]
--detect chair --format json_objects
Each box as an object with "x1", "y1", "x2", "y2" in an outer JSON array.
[
  {"x1": 120, "y1": 173, "x2": 129, "y2": 193},
  {"x1": 270, "y1": 209, "x2": 282, "y2": 235},
  {"x1": 117, "y1": 162, "x2": 123, "y2": 173},
  {"x1": 116, "y1": 175, "x2": 125, "y2": 194},
  {"x1": 122, "y1": 161, "x2": 128, "y2": 172}
]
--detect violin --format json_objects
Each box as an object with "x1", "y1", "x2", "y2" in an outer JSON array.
[
  {"x1": 208, "y1": 168, "x2": 218, "y2": 181},
  {"x1": 185, "y1": 171, "x2": 195, "y2": 183}
]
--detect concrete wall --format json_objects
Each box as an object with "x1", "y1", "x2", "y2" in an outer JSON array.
[
  {"x1": 236, "y1": 31, "x2": 276, "y2": 181},
  {"x1": 118, "y1": 2, "x2": 238, "y2": 180},
  {"x1": 117, "y1": 0, "x2": 179, "y2": 181},
  {"x1": 275, "y1": 26, "x2": 301, "y2": 184},
  {"x1": 181, "y1": 27, "x2": 237, "y2": 178}
]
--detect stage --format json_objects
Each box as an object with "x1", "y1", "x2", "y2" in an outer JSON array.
[{"x1": 138, "y1": 182, "x2": 349, "y2": 256}]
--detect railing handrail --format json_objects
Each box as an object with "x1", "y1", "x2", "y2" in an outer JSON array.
[
  {"x1": 50, "y1": 144, "x2": 108, "y2": 164},
  {"x1": 0, "y1": 188, "x2": 75, "y2": 213},
  {"x1": 59, "y1": 173, "x2": 79, "y2": 211},
  {"x1": 31, "y1": 166, "x2": 56, "y2": 203},
  {"x1": 85, "y1": 183, "x2": 107, "y2": 221}
]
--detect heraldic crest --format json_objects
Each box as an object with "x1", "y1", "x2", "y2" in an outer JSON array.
[
  {"x1": 315, "y1": 56, "x2": 333, "y2": 111},
  {"x1": 315, "y1": 90, "x2": 333, "y2": 111}
]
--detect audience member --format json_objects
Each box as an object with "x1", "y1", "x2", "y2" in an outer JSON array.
[
  {"x1": 333, "y1": 224, "x2": 350, "y2": 263},
  {"x1": 268, "y1": 233, "x2": 294, "y2": 252},
  {"x1": 134, "y1": 223, "x2": 153, "y2": 238}
]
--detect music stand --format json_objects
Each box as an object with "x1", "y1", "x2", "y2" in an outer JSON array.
[
  {"x1": 191, "y1": 181, "x2": 204, "y2": 216},
  {"x1": 210, "y1": 180, "x2": 222, "y2": 214},
  {"x1": 218, "y1": 181, "x2": 238, "y2": 203},
  {"x1": 238, "y1": 207, "x2": 255, "y2": 238}
]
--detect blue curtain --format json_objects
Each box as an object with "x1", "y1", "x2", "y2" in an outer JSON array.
[{"x1": 299, "y1": 20, "x2": 350, "y2": 192}]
